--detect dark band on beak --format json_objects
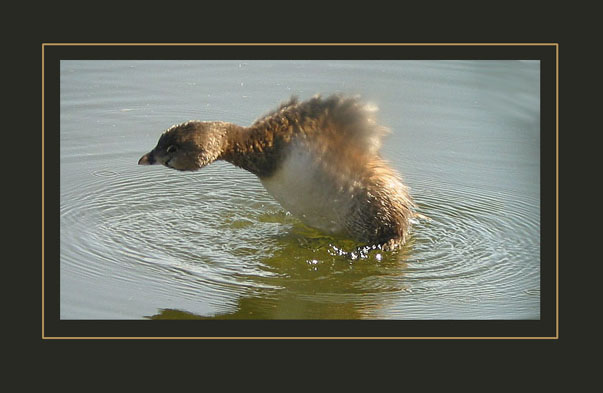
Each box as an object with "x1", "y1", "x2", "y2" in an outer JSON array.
[{"x1": 138, "y1": 152, "x2": 155, "y2": 165}]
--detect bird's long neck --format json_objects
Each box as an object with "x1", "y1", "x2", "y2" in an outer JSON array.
[{"x1": 220, "y1": 122, "x2": 294, "y2": 178}]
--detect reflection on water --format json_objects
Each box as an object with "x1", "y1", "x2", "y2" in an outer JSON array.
[{"x1": 60, "y1": 60, "x2": 540, "y2": 320}]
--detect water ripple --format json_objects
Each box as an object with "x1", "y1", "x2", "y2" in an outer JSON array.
[{"x1": 61, "y1": 157, "x2": 540, "y2": 319}]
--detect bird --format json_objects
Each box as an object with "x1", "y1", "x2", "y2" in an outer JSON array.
[{"x1": 138, "y1": 94, "x2": 415, "y2": 251}]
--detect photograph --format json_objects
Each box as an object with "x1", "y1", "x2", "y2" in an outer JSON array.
[{"x1": 43, "y1": 44, "x2": 558, "y2": 338}]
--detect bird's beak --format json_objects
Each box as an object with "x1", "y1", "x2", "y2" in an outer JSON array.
[{"x1": 138, "y1": 151, "x2": 155, "y2": 165}]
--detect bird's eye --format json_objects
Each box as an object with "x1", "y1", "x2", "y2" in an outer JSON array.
[{"x1": 166, "y1": 145, "x2": 178, "y2": 154}]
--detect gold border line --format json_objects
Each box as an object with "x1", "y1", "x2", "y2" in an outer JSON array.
[
  {"x1": 42, "y1": 44, "x2": 45, "y2": 339},
  {"x1": 42, "y1": 42, "x2": 559, "y2": 46},
  {"x1": 42, "y1": 43, "x2": 558, "y2": 339},
  {"x1": 556, "y1": 43, "x2": 559, "y2": 338},
  {"x1": 43, "y1": 336, "x2": 555, "y2": 340}
]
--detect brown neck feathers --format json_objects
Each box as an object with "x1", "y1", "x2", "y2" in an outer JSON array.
[{"x1": 220, "y1": 122, "x2": 296, "y2": 178}]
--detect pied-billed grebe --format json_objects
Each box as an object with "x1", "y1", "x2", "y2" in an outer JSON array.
[{"x1": 138, "y1": 94, "x2": 415, "y2": 250}]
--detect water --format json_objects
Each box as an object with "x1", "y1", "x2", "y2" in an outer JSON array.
[{"x1": 59, "y1": 60, "x2": 540, "y2": 319}]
